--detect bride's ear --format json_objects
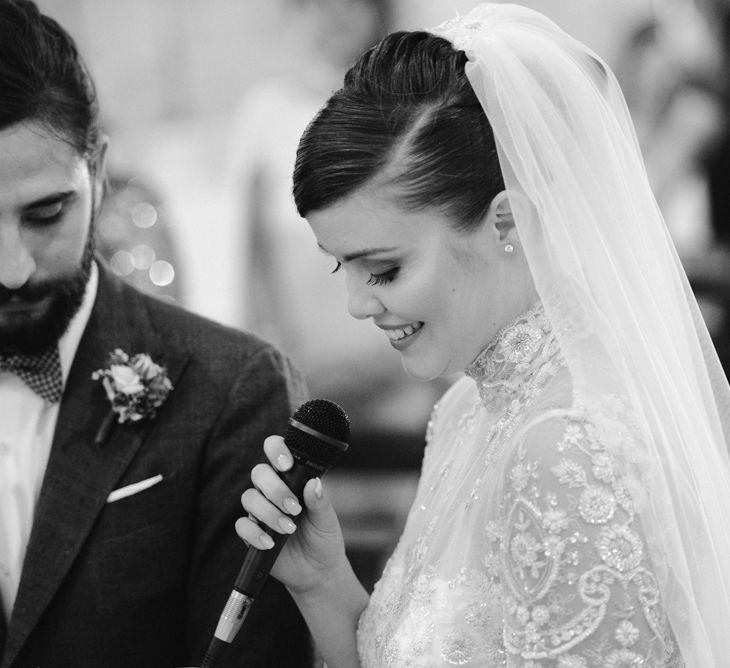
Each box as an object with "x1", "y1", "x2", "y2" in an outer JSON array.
[{"x1": 483, "y1": 190, "x2": 518, "y2": 251}]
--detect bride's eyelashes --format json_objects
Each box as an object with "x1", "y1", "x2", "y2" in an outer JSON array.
[
  {"x1": 367, "y1": 268, "x2": 399, "y2": 286},
  {"x1": 330, "y1": 260, "x2": 399, "y2": 286}
]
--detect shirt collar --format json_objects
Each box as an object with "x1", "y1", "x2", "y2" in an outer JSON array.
[{"x1": 58, "y1": 261, "x2": 99, "y2": 384}]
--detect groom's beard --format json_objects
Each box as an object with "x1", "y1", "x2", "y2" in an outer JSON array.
[{"x1": 0, "y1": 233, "x2": 95, "y2": 355}]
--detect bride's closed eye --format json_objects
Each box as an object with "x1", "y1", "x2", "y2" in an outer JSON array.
[
  {"x1": 367, "y1": 268, "x2": 399, "y2": 286},
  {"x1": 330, "y1": 261, "x2": 399, "y2": 286}
]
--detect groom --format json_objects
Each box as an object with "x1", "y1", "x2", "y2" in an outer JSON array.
[{"x1": 0, "y1": 1, "x2": 311, "y2": 666}]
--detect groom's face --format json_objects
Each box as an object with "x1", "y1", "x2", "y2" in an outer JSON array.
[{"x1": 0, "y1": 121, "x2": 101, "y2": 354}]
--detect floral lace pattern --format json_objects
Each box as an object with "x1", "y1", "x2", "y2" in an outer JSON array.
[
  {"x1": 502, "y1": 414, "x2": 680, "y2": 666},
  {"x1": 465, "y1": 302, "x2": 561, "y2": 414},
  {"x1": 357, "y1": 305, "x2": 682, "y2": 667}
]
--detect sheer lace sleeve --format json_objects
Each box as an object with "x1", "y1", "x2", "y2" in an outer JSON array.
[{"x1": 500, "y1": 412, "x2": 680, "y2": 667}]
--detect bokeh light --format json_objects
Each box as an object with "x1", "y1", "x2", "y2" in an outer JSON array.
[
  {"x1": 131, "y1": 202, "x2": 158, "y2": 229},
  {"x1": 110, "y1": 250, "x2": 135, "y2": 276},
  {"x1": 131, "y1": 244, "x2": 156, "y2": 270},
  {"x1": 149, "y1": 260, "x2": 175, "y2": 286}
]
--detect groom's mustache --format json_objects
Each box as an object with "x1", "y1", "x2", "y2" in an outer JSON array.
[{"x1": 0, "y1": 280, "x2": 56, "y2": 305}]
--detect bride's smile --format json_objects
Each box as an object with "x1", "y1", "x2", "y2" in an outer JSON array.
[{"x1": 378, "y1": 321, "x2": 424, "y2": 348}]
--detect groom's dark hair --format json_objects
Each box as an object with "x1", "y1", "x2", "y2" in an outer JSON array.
[
  {"x1": 293, "y1": 30, "x2": 505, "y2": 232},
  {"x1": 0, "y1": 0, "x2": 103, "y2": 163}
]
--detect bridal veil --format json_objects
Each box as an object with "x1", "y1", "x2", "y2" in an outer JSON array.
[{"x1": 432, "y1": 4, "x2": 730, "y2": 665}]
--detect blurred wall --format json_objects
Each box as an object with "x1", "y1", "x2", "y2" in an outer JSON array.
[{"x1": 36, "y1": 0, "x2": 297, "y2": 126}]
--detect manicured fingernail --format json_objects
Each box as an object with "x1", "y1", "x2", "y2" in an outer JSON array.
[
  {"x1": 276, "y1": 453, "x2": 293, "y2": 471},
  {"x1": 278, "y1": 517, "x2": 296, "y2": 534},
  {"x1": 260, "y1": 533, "x2": 275, "y2": 549},
  {"x1": 313, "y1": 477, "x2": 323, "y2": 499},
  {"x1": 284, "y1": 497, "x2": 302, "y2": 515}
]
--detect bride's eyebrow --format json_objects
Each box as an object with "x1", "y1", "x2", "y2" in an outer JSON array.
[{"x1": 317, "y1": 244, "x2": 399, "y2": 262}]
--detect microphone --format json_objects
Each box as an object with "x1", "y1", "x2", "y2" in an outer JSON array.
[{"x1": 201, "y1": 398, "x2": 350, "y2": 668}]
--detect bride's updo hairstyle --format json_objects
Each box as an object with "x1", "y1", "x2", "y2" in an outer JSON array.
[{"x1": 293, "y1": 31, "x2": 505, "y2": 232}]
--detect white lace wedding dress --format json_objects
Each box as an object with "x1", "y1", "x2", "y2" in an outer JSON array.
[{"x1": 357, "y1": 304, "x2": 683, "y2": 667}]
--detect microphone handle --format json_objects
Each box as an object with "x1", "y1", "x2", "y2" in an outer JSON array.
[
  {"x1": 201, "y1": 453, "x2": 327, "y2": 668},
  {"x1": 234, "y1": 453, "x2": 324, "y2": 598}
]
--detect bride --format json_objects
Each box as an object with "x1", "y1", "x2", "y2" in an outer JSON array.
[{"x1": 236, "y1": 4, "x2": 730, "y2": 666}]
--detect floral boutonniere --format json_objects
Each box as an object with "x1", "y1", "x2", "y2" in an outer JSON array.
[{"x1": 92, "y1": 348, "x2": 173, "y2": 445}]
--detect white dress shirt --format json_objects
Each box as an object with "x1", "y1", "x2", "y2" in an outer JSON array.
[{"x1": 0, "y1": 262, "x2": 98, "y2": 620}]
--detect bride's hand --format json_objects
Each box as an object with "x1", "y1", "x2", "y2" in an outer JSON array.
[{"x1": 235, "y1": 435, "x2": 348, "y2": 595}]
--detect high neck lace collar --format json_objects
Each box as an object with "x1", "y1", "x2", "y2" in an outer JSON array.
[{"x1": 465, "y1": 302, "x2": 561, "y2": 411}]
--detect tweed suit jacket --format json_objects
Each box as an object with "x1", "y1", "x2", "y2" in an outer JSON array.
[{"x1": 0, "y1": 264, "x2": 313, "y2": 668}]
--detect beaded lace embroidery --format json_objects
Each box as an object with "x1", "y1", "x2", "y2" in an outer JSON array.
[
  {"x1": 357, "y1": 305, "x2": 682, "y2": 667},
  {"x1": 465, "y1": 302, "x2": 561, "y2": 414}
]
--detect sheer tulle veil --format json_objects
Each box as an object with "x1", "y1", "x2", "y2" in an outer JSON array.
[{"x1": 431, "y1": 4, "x2": 730, "y2": 665}]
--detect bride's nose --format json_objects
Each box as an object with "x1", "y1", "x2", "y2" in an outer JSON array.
[{"x1": 347, "y1": 277, "x2": 385, "y2": 321}]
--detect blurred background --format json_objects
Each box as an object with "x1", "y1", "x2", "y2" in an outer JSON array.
[{"x1": 36, "y1": 0, "x2": 730, "y2": 595}]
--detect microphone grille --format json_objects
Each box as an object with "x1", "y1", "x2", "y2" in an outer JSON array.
[
  {"x1": 285, "y1": 399, "x2": 350, "y2": 467},
  {"x1": 293, "y1": 398, "x2": 350, "y2": 441}
]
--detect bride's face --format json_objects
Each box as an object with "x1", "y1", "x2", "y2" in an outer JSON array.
[{"x1": 307, "y1": 186, "x2": 532, "y2": 380}]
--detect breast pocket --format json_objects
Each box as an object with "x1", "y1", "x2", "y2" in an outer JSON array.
[
  {"x1": 101, "y1": 470, "x2": 180, "y2": 541},
  {"x1": 90, "y1": 469, "x2": 189, "y2": 596}
]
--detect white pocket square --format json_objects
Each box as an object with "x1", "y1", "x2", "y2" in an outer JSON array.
[{"x1": 107, "y1": 474, "x2": 164, "y2": 503}]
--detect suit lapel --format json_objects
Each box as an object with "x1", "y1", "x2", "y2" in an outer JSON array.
[{"x1": 3, "y1": 267, "x2": 190, "y2": 666}]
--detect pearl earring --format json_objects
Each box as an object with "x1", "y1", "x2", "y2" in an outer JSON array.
[{"x1": 504, "y1": 243, "x2": 515, "y2": 253}]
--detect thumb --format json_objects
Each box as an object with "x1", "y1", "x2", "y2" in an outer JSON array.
[
  {"x1": 301, "y1": 477, "x2": 339, "y2": 532},
  {"x1": 302, "y1": 476, "x2": 326, "y2": 512}
]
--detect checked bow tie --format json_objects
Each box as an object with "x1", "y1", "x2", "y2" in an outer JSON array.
[{"x1": 0, "y1": 346, "x2": 64, "y2": 403}]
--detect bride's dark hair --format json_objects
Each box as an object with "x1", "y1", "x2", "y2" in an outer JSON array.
[{"x1": 293, "y1": 30, "x2": 505, "y2": 231}]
